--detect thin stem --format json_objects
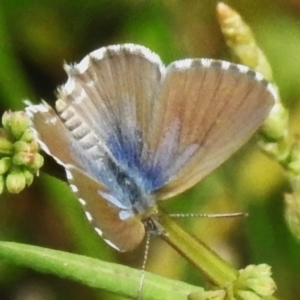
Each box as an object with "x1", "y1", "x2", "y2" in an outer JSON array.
[{"x1": 158, "y1": 208, "x2": 238, "y2": 288}]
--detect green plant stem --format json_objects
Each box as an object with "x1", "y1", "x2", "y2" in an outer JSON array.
[
  {"x1": 217, "y1": 0, "x2": 300, "y2": 247},
  {"x1": 158, "y1": 208, "x2": 238, "y2": 288},
  {"x1": 158, "y1": 208, "x2": 278, "y2": 300},
  {"x1": 0, "y1": 241, "x2": 203, "y2": 300}
]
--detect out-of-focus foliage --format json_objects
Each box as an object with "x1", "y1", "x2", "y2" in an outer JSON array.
[{"x1": 0, "y1": 1, "x2": 299, "y2": 299}]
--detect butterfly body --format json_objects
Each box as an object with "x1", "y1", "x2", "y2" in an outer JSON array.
[{"x1": 25, "y1": 44, "x2": 276, "y2": 251}]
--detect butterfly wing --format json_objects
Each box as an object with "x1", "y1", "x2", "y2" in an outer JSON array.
[
  {"x1": 65, "y1": 166, "x2": 145, "y2": 251},
  {"x1": 25, "y1": 101, "x2": 85, "y2": 169},
  {"x1": 26, "y1": 44, "x2": 165, "y2": 251},
  {"x1": 56, "y1": 44, "x2": 163, "y2": 173},
  {"x1": 26, "y1": 102, "x2": 145, "y2": 251},
  {"x1": 147, "y1": 59, "x2": 276, "y2": 200}
]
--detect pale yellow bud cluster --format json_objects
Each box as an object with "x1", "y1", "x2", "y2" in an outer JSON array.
[{"x1": 0, "y1": 111, "x2": 43, "y2": 193}]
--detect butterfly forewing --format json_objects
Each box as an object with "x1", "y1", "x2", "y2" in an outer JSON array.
[
  {"x1": 57, "y1": 44, "x2": 164, "y2": 174},
  {"x1": 149, "y1": 60, "x2": 275, "y2": 200}
]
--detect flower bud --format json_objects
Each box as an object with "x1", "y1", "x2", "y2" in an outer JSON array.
[
  {"x1": 2, "y1": 111, "x2": 31, "y2": 140},
  {"x1": 0, "y1": 157, "x2": 11, "y2": 174},
  {"x1": 23, "y1": 169, "x2": 34, "y2": 186},
  {"x1": 13, "y1": 141, "x2": 34, "y2": 166},
  {"x1": 12, "y1": 151, "x2": 33, "y2": 166},
  {"x1": 20, "y1": 128, "x2": 34, "y2": 143},
  {"x1": 6, "y1": 167, "x2": 26, "y2": 193},
  {"x1": 285, "y1": 193, "x2": 300, "y2": 242},
  {"x1": 0, "y1": 136, "x2": 13, "y2": 155},
  {"x1": 29, "y1": 153, "x2": 44, "y2": 171},
  {"x1": 234, "y1": 265, "x2": 276, "y2": 299},
  {"x1": 2, "y1": 111, "x2": 12, "y2": 132},
  {"x1": 261, "y1": 102, "x2": 288, "y2": 143}
]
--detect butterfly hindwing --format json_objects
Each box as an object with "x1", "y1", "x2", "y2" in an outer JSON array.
[{"x1": 65, "y1": 166, "x2": 145, "y2": 251}]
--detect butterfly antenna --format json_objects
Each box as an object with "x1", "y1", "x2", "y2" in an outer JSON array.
[
  {"x1": 138, "y1": 231, "x2": 151, "y2": 300},
  {"x1": 169, "y1": 212, "x2": 248, "y2": 218}
]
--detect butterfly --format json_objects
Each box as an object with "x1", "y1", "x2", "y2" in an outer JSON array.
[{"x1": 25, "y1": 43, "x2": 276, "y2": 252}]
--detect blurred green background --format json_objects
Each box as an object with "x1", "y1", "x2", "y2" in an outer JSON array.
[{"x1": 0, "y1": 0, "x2": 299, "y2": 299}]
